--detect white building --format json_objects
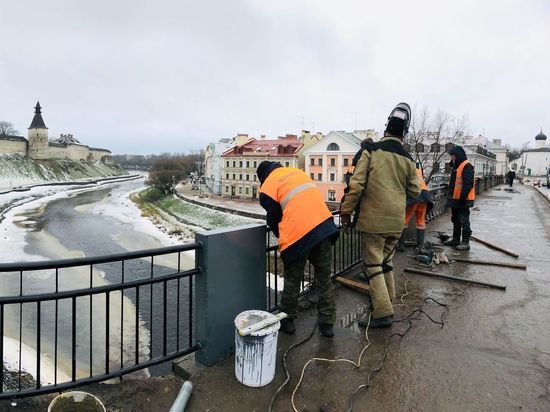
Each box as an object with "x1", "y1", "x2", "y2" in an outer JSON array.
[
  {"x1": 204, "y1": 138, "x2": 234, "y2": 195},
  {"x1": 513, "y1": 130, "x2": 549, "y2": 177}
]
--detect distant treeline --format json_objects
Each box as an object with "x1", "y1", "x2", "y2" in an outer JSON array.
[
  {"x1": 112, "y1": 153, "x2": 203, "y2": 192},
  {"x1": 112, "y1": 153, "x2": 199, "y2": 171}
]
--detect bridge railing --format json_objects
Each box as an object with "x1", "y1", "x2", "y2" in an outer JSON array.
[{"x1": 0, "y1": 244, "x2": 200, "y2": 400}]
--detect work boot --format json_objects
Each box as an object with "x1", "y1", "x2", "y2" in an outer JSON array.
[
  {"x1": 318, "y1": 323, "x2": 334, "y2": 338},
  {"x1": 358, "y1": 315, "x2": 393, "y2": 328},
  {"x1": 443, "y1": 238, "x2": 460, "y2": 247},
  {"x1": 279, "y1": 318, "x2": 296, "y2": 335},
  {"x1": 397, "y1": 232, "x2": 406, "y2": 252},
  {"x1": 443, "y1": 226, "x2": 461, "y2": 246},
  {"x1": 455, "y1": 241, "x2": 470, "y2": 251},
  {"x1": 416, "y1": 229, "x2": 426, "y2": 253}
]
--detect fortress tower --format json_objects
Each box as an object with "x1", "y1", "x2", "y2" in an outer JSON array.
[{"x1": 28, "y1": 101, "x2": 49, "y2": 159}]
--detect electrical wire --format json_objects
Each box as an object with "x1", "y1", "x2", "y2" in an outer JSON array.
[{"x1": 268, "y1": 270, "x2": 448, "y2": 412}]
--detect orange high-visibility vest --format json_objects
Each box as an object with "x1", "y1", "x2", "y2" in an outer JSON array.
[
  {"x1": 260, "y1": 167, "x2": 332, "y2": 252},
  {"x1": 416, "y1": 168, "x2": 428, "y2": 190},
  {"x1": 452, "y1": 160, "x2": 475, "y2": 200}
]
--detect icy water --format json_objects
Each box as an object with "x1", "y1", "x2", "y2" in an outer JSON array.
[{"x1": 0, "y1": 179, "x2": 195, "y2": 386}]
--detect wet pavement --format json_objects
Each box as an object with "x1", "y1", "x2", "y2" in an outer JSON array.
[{"x1": 186, "y1": 185, "x2": 550, "y2": 411}]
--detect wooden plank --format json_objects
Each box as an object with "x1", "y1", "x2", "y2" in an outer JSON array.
[
  {"x1": 453, "y1": 258, "x2": 526, "y2": 270},
  {"x1": 404, "y1": 267, "x2": 506, "y2": 290},
  {"x1": 470, "y1": 236, "x2": 519, "y2": 258},
  {"x1": 335, "y1": 276, "x2": 370, "y2": 294}
]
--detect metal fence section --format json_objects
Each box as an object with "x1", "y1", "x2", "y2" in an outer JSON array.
[{"x1": 0, "y1": 244, "x2": 200, "y2": 400}]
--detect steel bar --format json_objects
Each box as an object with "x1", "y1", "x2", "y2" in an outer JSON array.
[
  {"x1": 404, "y1": 267, "x2": 506, "y2": 290},
  {"x1": 470, "y1": 236, "x2": 519, "y2": 258},
  {"x1": 453, "y1": 258, "x2": 526, "y2": 270}
]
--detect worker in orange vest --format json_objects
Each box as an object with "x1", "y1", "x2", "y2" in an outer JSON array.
[
  {"x1": 398, "y1": 165, "x2": 433, "y2": 253},
  {"x1": 443, "y1": 146, "x2": 475, "y2": 250},
  {"x1": 257, "y1": 161, "x2": 339, "y2": 337}
]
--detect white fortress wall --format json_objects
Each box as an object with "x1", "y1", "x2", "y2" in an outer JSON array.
[{"x1": 0, "y1": 138, "x2": 27, "y2": 154}]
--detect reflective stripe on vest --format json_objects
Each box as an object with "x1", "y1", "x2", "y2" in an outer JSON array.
[
  {"x1": 260, "y1": 167, "x2": 332, "y2": 251},
  {"x1": 452, "y1": 160, "x2": 475, "y2": 200},
  {"x1": 280, "y1": 182, "x2": 316, "y2": 210}
]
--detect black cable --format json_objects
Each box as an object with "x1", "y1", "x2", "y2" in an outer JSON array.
[
  {"x1": 267, "y1": 324, "x2": 318, "y2": 412},
  {"x1": 346, "y1": 298, "x2": 448, "y2": 412}
]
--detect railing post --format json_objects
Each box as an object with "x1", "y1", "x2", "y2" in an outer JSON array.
[{"x1": 195, "y1": 224, "x2": 267, "y2": 366}]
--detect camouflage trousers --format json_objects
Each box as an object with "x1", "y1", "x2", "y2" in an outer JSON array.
[
  {"x1": 361, "y1": 232, "x2": 401, "y2": 319},
  {"x1": 281, "y1": 238, "x2": 336, "y2": 324}
]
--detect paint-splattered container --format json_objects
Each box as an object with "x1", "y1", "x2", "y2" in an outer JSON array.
[{"x1": 234, "y1": 310, "x2": 280, "y2": 387}]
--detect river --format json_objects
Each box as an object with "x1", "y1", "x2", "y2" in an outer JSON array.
[{"x1": 0, "y1": 178, "x2": 195, "y2": 386}]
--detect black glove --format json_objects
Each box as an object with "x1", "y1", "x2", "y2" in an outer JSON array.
[{"x1": 340, "y1": 213, "x2": 352, "y2": 232}]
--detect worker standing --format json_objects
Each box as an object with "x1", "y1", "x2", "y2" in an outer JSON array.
[
  {"x1": 398, "y1": 165, "x2": 433, "y2": 253},
  {"x1": 257, "y1": 161, "x2": 339, "y2": 337},
  {"x1": 340, "y1": 103, "x2": 421, "y2": 328},
  {"x1": 443, "y1": 146, "x2": 475, "y2": 250}
]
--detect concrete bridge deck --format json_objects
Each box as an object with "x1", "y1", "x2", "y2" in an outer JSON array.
[
  {"x1": 187, "y1": 185, "x2": 550, "y2": 411},
  {"x1": 5, "y1": 184, "x2": 549, "y2": 411}
]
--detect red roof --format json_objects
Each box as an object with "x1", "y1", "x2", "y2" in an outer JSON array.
[{"x1": 222, "y1": 138, "x2": 303, "y2": 157}]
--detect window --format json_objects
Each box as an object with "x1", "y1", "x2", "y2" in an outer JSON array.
[
  {"x1": 245, "y1": 187, "x2": 249, "y2": 194},
  {"x1": 232, "y1": 161, "x2": 236, "y2": 167},
  {"x1": 226, "y1": 161, "x2": 229, "y2": 167},
  {"x1": 330, "y1": 173, "x2": 335, "y2": 182},
  {"x1": 246, "y1": 161, "x2": 250, "y2": 168},
  {"x1": 239, "y1": 161, "x2": 243, "y2": 168},
  {"x1": 318, "y1": 173, "x2": 322, "y2": 181},
  {"x1": 239, "y1": 187, "x2": 242, "y2": 194},
  {"x1": 318, "y1": 158, "x2": 323, "y2": 166},
  {"x1": 310, "y1": 158, "x2": 315, "y2": 166},
  {"x1": 226, "y1": 173, "x2": 229, "y2": 179},
  {"x1": 328, "y1": 190, "x2": 336, "y2": 201},
  {"x1": 403, "y1": 143, "x2": 411, "y2": 152},
  {"x1": 285, "y1": 162, "x2": 289, "y2": 167},
  {"x1": 239, "y1": 174, "x2": 242, "y2": 180},
  {"x1": 330, "y1": 158, "x2": 335, "y2": 166},
  {"x1": 253, "y1": 175, "x2": 257, "y2": 181},
  {"x1": 253, "y1": 161, "x2": 257, "y2": 168},
  {"x1": 225, "y1": 185, "x2": 229, "y2": 193},
  {"x1": 343, "y1": 158, "x2": 349, "y2": 167},
  {"x1": 246, "y1": 174, "x2": 249, "y2": 181},
  {"x1": 310, "y1": 173, "x2": 315, "y2": 180},
  {"x1": 327, "y1": 143, "x2": 340, "y2": 151},
  {"x1": 430, "y1": 143, "x2": 441, "y2": 153},
  {"x1": 415, "y1": 143, "x2": 425, "y2": 153},
  {"x1": 232, "y1": 173, "x2": 236, "y2": 179},
  {"x1": 445, "y1": 143, "x2": 455, "y2": 152},
  {"x1": 433, "y1": 162, "x2": 440, "y2": 172}
]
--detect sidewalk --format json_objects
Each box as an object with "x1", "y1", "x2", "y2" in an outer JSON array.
[
  {"x1": 186, "y1": 184, "x2": 550, "y2": 411},
  {"x1": 176, "y1": 183, "x2": 265, "y2": 218}
]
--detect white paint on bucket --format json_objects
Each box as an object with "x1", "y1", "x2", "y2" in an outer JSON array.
[{"x1": 234, "y1": 310, "x2": 280, "y2": 387}]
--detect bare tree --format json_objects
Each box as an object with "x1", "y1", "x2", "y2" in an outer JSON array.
[
  {"x1": 0, "y1": 121, "x2": 19, "y2": 136},
  {"x1": 405, "y1": 107, "x2": 468, "y2": 184}
]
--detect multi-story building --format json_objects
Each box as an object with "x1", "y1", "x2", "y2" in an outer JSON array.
[
  {"x1": 484, "y1": 138, "x2": 509, "y2": 176},
  {"x1": 204, "y1": 138, "x2": 234, "y2": 195},
  {"x1": 513, "y1": 130, "x2": 549, "y2": 177},
  {"x1": 302, "y1": 130, "x2": 376, "y2": 204},
  {"x1": 220, "y1": 135, "x2": 303, "y2": 199}
]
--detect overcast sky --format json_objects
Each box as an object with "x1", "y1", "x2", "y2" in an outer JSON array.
[{"x1": 1, "y1": 0, "x2": 549, "y2": 154}]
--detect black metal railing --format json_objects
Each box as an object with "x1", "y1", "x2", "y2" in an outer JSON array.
[
  {"x1": 264, "y1": 179, "x2": 505, "y2": 311},
  {"x1": 0, "y1": 244, "x2": 200, "y2": 400}
]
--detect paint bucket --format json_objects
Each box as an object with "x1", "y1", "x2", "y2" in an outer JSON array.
[
  {"x1": 234, "y1": 310, "x2": 280, "y2": 387},
  {"x1": 48, "y1": 391, "x2": 106, "y2": 412}
]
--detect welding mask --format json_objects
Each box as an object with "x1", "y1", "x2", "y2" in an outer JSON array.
[{"x1": 385, "y1": 102, "x2": 411, "y2": 138}]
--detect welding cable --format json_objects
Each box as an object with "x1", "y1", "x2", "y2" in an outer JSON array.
[
  {"x1": 346, "y1": 297, "x2": 447, "y2": 412},
  {"x1": 267, "y1": 324, "x2": 317, "y2": 412}
]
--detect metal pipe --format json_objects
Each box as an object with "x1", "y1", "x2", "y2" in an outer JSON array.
[
  {"x1": 169, "y1": 381, "x2": 193, "y2": 412},
  {"x1": 404, "y1": 267, "x2": 506, "y2": 290}
]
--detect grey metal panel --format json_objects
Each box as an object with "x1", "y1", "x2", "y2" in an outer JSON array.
[{"x1": 195, "y1": 223, "x2": 267, "y2": 366}]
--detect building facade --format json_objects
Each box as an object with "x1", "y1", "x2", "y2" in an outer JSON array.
[
  {"x1": 513, "y1": 130, "x2": 549, "y2": 176},
  {"x1": 302, "y1": 130, "x2": 370, "y2": 203},
  {"x1": 0, "y1": 102, "x2": 111, "y2": 162},
  {"x1": 204, "y1": 138, "x2": 234, "y2": 195},
  {"x1": 220, "y1": 136, "x2": 303, "y2": 199}
]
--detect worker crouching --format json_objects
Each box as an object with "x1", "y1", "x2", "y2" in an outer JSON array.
[{"x1": 257, "y1": 161, "x2": 339, "y2": 337}]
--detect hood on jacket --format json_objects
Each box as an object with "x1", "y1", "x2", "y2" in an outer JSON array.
[
  {"x1": 256, "y1": 161, "x2": 282, "y2": 185},
  {"x1": 448, "y1": 145, "x2": 468, "y2": 166}
]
